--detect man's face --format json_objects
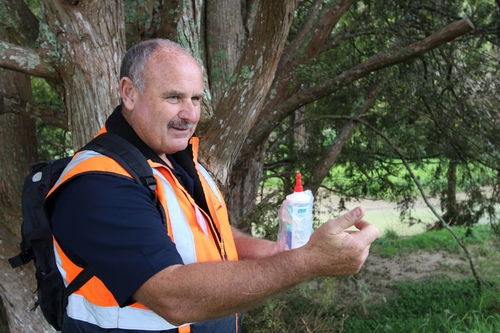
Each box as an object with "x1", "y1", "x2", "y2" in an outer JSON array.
[{"x1": 122, "y1": 48, "x2": 204, "y2": 157}]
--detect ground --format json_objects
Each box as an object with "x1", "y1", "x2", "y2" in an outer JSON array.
[
  {"x1": 314, "y1": 191, "x2": 487, "y2": 309},
  {"x1": 332, "y1": 250, "x2": 473, "y2": 309}
]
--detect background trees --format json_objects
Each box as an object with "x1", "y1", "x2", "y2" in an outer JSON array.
[{"x1": 0, "y1": 0, "x2": 497, "y2": 331}]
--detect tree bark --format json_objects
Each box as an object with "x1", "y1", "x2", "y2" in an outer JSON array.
[
  {"x1": 0, "y1": 91, "x2": 67, "y2": 129},
  {"x1": 41, "y1": 0, "x2": 125, "y2": 149},
  {"x1": 205, "y1": 0, "x2": 245, "y2": 107},
  {"x1": 0, "y1": 66, "x2": 54, "y2": 332},
  {"x1": 198, "y1": 0, "x2": 298, "y2": 187}
]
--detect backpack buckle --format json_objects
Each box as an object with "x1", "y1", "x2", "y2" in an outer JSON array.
[{"x1": 142, "y1": 175, "x2": 156, "y2": 191}]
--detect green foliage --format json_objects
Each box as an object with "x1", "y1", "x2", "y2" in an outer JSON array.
[
  {"x1": 242, "y1": 278, "x2": 347, "y2": 333},
  {"x1": 247, "y1": 200, "x2": 282, "y2": 240},
  {"x1": 261, "y1": 0, "x2": 500, "y2": 233},
  {"x1": 373, "y1": 225, "x2": 497, "y2": 257},
  {"x1": 31, "y1": 77, "x2": 72, "y2": 160},
  {"x1": 36, "y1": 123, "x2": 72, "y2": 160},
  {"x1": 243, "y1": 276, "x2": 500, "y2": 333}
]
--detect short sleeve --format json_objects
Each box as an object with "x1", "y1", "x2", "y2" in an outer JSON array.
[{"x1": 51, "y1": 173, "x2": 184, "y2": 306}]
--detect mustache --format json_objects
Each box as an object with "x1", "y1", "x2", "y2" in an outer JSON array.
[{"x1": 167, "y1": 119, "x2": 196, "y2": 130}]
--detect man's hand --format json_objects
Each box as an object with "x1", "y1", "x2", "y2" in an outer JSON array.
[{"x1": 301, "y1": 207, "x2": 379, "y2": 277}]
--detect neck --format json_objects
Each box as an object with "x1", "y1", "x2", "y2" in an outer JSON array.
[{"x1": 160, "y1": 154, "x2": 174, "y2": 169}]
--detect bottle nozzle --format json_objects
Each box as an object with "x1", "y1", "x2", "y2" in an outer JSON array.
[{"x1": 294, "y1": 172, "x2": 303, "y2": 192}]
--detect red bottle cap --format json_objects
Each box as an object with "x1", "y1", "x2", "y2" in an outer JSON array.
[{"x1": 294, "y1": 172, "x2": 303, "y2": 192}]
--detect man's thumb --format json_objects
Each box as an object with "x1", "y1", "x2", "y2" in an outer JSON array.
[{"x1": 334, "y1": 207, "x2": 365, "y2": 231}]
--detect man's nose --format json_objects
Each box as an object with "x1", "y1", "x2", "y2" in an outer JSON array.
[{"x1": 179, "y1": 99, "x2": 199, "y2": 121}]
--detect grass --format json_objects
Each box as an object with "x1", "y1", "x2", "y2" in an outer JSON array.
[
  {"x1": 372, "y1": 225, "x2": 493, "y2": 257},
  {"x1": 242, "y1": 224, "x2": 500, "y2": 333},
  {"x1": 342, "y1": 278, "x2": 500, "y2": 333}
]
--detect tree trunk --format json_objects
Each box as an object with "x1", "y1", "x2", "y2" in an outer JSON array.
[
  {"x1": 0, "y1": 67, "x2": 54, "y2": 332},
  {"x1": 42, "y1": 0, "x2": 125, "y2": 149},
  {"x1": 198, "y1": 0, "x2": 297, "y2": 187},
  {"x1": 227, "y1": 142, "x2": 267, "y2": 231}
]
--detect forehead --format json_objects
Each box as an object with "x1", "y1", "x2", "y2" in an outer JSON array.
[{"x1": 144, "y1": 48, "x2": 203, "y2": 87}]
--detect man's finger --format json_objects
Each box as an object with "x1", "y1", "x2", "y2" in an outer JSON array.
[
  {"x1": 354, "y1": 220, "x2": 381, "y2": 243},
  {"x1": 331, "y1": 207, "x2": 365, "y2": 232}
]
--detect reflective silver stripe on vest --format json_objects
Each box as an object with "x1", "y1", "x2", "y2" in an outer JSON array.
[
  {"x1": 52, "y1": 150, "x2": 104, "y2": 189},
  {"x1": 65, "y1": 293, "x2": 181, "y2": 330},
  {"x1": 55, "y1": 243, "x2": 180, "y2": 330},
  {"x1": 152, "y1": 169, "x2": 197, "y2": 265},
  {"x1": 197, "y1": 163, "x2": 223, "y2": 206}
]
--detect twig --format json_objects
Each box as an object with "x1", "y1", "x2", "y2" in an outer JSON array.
[{"x1": 301, "y1": 317, "x2": 313, "y2": 333}]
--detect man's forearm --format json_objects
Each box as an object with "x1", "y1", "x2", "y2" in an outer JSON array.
[
  {"x1": 231, "y1": 226, "x2": 284, "y2": 259},
  {"x1": 133, "y1": 248, "x2": 312, "y2": 325}
]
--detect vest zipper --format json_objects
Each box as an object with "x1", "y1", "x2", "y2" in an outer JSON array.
[{"x1": 199, "y1": 208, "x2": 227, "y2": 261}]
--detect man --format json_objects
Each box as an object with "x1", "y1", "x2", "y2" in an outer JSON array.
[{"x1": 49, "y1": 38, "x2": 379, "y2": 333}]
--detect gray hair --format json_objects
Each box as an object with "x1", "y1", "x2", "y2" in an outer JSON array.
[{"x1": 120, "y1": 39, "x2": 193, "y2": 92}]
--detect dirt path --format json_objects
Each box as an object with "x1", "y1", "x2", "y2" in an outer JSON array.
[{"x1": 332, "y1": 250, "x2": 475, "y2": 309}]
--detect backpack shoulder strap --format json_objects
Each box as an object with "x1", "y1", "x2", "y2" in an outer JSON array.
[
  {"x1": 81, "y1": 132, "x2": 165, "y2": 223},
  {"x1": 81, "y1": 132, "x2": 156, "y2": 191}
]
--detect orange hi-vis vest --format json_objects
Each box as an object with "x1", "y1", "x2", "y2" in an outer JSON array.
[{"x1": 47, "y1": 134, "x2": 238, "y2": 331}]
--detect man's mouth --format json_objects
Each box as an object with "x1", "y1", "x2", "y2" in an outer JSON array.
[{"x1": 168, "y1": 120, "x2": 195, "y2": 131}]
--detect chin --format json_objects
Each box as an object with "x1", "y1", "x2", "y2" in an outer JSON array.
[{"x1": 165, "y1": 143, "x2": 189, "y2": 154}]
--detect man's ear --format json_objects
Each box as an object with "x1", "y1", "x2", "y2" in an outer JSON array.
[{"x1": 120, "y1": 77, "x2": 137, "y2": 110}]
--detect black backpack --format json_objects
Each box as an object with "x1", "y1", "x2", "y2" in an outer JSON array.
[{"x1": 8, "y1": 132, "x2": 163, "y2": 331}]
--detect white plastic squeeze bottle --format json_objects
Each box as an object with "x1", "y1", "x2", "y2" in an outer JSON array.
[{"x1": 278, "y1": 172, "x2": 314, "y2": 249}]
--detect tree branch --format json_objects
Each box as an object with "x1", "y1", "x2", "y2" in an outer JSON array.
[
  {"x1": 308, "y1": 82, "x2": 380, "y2": 195},
  {"x1": 124, "y1": 0, "x2": 174, "y2": 47},
  {"x1": 199, "y1": 0, "x2": 299, "y2": 185},
  {"x1": 0, "y1": 0, "x2": 39, "y2": 46},
  {"x1": 273, "y1": 0, "x2": 354, "y2": 101},
  {"x1": 279, "y1": 19, "x2": 475, "y2": 119},
  {"x1": 278, "y1": 0, "x2": 326, "y2": 69},
  {"x1": 242, "y1": 0, "x2": 354, "y2": 161},
  {"x1": 0, "y1": 41, "x2": 58, "y2": 79},
  {"x1": 245, "y1": 19, "x2": 474, "y2": 163},
  {"x1": 155, "y1": 0, "x2": 183, "y2": 40},
  {"x1": 0, "y1": 91, "x2": 67, "y2": 130}
]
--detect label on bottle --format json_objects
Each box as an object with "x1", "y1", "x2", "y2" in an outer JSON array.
[
  {"x1": 286, "y1": 200, "x2": 312, "y2": 248},
  {"x1": 285, "y1": 223, "x2": 293, "y2": 249}
]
